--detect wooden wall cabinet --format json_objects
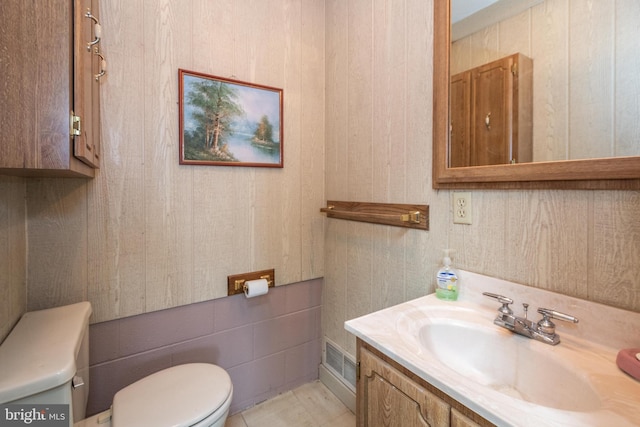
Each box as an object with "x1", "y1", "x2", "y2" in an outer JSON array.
[
  {"x1": 0, "y1": 0, "x2": 102, "y2": 178},
  {"x1": 357, "y1": 339, "x2": 494, "y2": 427},
  {"x1": 449, "y1": 53, "x2": 532, "y2": 167}
]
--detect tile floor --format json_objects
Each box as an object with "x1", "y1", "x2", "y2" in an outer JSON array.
[{"x1": 225, "y1": 381, "x2": 355, "y2": 427}]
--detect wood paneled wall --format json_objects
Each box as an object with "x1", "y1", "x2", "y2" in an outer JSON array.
[
  {"x1": 451, "y1": 0, "x2": 640, "y2": 162},
  {"x1": 323, "y1": 0, "x2": 640, "y2": 359},
  {"x1": 0, "y1": 177, "x2": 26, "y2": 342},
  {"x1": 24, "y1": 0, "x2": 325, "y2": 323},
  {"x1": 324, "y1": 0, "x2": 442, "y2": 357}
]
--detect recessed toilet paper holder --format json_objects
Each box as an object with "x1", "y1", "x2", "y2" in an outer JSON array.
[{"x1": 227, "y1": 268, "x2": 275, "y2": 296}]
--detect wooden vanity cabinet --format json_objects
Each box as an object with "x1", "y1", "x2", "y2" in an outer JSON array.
[
  {"x1": 449, "y1": 53, "x2": 532, "y2": 167},
  {"x1": 0, "y1": 0, "x2": 101, "y2": 178},
  {"x1": 356, "y1": 339, "x2": 494, "y2": 427}
]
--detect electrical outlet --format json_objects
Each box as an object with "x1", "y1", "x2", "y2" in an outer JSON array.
[{"x1": 453, "y1": 192, "x2": 472, "y2": 224}]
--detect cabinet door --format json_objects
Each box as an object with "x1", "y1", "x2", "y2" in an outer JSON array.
[
  {"x1": 0, "y1": 0, "x2": 96, "y2": 177},
  {"x1": 470, "y1": 56, "x2": 514, "y2": 166},
  {"x1": 358, "y1": 346, "x2": 450, "y2": 427},
  {"x1": 449, "y1": 71, "x2": 471, "y2": 168},
  {"x1": 451, "y1": 409, "x2": 483, "y2": 427},
  {"x1": 0, "y1": 0, "x2": 73, "y2": 171},
  {"x1": 73, "y1": 0, "x2": 101, "y2": 168}
]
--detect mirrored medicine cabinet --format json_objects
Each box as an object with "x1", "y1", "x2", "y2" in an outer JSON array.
[{"x1": 433, "y1": 0, "x2": 640, "y2": 189}]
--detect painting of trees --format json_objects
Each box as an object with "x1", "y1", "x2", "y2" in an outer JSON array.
[
  {"x1": 180, "y1": 70, "x2": 283, "y2": 167},
  {"x1": 187, "y1": 79, "x2": 244, "y2": 161}
]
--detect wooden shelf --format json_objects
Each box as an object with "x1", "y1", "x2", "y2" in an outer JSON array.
[{"x1": 320, "y1": 200, "x2": 429, "y2": 230}]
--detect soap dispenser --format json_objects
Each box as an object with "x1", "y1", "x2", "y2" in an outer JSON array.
[{"x1": 436, "y1": 249, "x2": 459, "y2": 301}]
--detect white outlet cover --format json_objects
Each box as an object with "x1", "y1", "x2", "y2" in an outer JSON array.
[{"x1": 453, "y1": 192, "x2": 472, "y2": 224}]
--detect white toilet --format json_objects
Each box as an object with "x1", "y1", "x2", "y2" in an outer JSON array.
[{"x1": 0, "y1": 302, "x2": 233, "y2": 427}]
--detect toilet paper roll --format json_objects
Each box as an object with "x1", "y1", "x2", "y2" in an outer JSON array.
[{"x1": 244, "y1": 278, "x2": 269, "y2": 298}]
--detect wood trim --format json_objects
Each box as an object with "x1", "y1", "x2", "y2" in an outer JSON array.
[
  {"x1": 432, "y1": 1, "x2": 640, "y2": 190},
  {"x1": 433, "y1": 0, "x2": 452, "y2": 188}
]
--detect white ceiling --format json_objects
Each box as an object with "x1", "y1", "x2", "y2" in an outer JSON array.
[
  {"x1": 451, "y1": 0, "x2": 544, "y2": 40},
  {"x1": 451, "y1": 0, "x2": 499, "y2": 23}
]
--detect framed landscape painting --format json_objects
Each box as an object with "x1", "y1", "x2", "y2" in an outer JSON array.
[{"x1": 179, "y1": 69, "x2": 283, "y2": 168}]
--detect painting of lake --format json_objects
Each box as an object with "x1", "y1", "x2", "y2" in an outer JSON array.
[
  {"x1": 179, "y1": 69, "x2": 283, "y2": 168},
  {"x1": 224, "y1": 132, "x2": 281, "y2": 164}
]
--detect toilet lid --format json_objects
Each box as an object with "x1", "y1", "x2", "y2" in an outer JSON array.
[{"x1": 111, "y1": 363, "x2": 232, "y2": 427}]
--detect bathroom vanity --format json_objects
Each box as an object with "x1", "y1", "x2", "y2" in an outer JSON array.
[
  {"x1": 346, "y1": 271, "x2": 640, "y2": 427},
  {"x1": 357, "y1": 339, "x2": 490, "y2": 426}
]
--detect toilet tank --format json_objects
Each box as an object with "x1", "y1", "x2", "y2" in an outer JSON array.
[{"x1": 0, "y1": 302, "x2": 92, "y2": 426}]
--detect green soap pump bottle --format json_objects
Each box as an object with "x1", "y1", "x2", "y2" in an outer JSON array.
[{"x1": 435, "y1": 249, "x2": 459, "y2": 301}]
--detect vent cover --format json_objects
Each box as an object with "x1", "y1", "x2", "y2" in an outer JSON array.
[
  {"x1": 343, "y1": 357, "x2": 357, "y2": 386},
  {"x1": 326, "y1": 341, "x2": 343, "y2": 373},
  {"x1": 323, "y1": 339, "x2": 356, "y2": 390}
]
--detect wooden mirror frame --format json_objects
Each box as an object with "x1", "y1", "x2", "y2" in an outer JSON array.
[{"x1": 432, "y1": 1, "x2": 640, "y2": 190}]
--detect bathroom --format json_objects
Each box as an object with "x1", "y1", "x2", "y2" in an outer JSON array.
[{"x1": 1, "y1": 0, "x2": 639, "y2": 426}]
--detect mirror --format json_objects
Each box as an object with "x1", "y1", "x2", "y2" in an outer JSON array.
[{"x1": 433, "y1": 0, "x2": 640, "y2": 189}]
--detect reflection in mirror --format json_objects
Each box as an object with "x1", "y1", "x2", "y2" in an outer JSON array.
[
  {"x1": 449, "y1": 0, "x2": 640, "y2": 167},
  {"x1": 432, "y1": 1, "x2": 640, "y2": 189},
  {"x1": 449, "y1": 52, "x2": 533, "y2": 167}
]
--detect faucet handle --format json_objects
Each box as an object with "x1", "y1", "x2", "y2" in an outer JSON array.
[
  {"x1": 482, "y1": 292, "x2": 514, "y2": 315},
  {"x1": 537, "y1": 308, "x2": 579, "y2": 323},
  {"x1": 537, "y1": 308, "x2": 579, "y2": 335}
]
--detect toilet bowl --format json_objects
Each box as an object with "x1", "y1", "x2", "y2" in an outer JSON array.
[{"x1": 0, "y1": 303, "x2": 233, "y2": 427}]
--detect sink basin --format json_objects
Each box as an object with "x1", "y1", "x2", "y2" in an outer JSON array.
[{"x1": 418, "y1": 321, "x2": 602, "y2": 412}]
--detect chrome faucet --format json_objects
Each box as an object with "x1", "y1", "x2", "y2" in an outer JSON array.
[{"x1": 483, "y1": 292, "x2": 579, "y2": 345}]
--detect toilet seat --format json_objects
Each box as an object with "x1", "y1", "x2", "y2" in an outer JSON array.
[{"x1": 111, "y1": 363, "x2": 232, "y2": 427}]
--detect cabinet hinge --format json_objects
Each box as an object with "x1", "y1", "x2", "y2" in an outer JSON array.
[
  {"x1": 511, "y1": 63, "x2": 518, "y2": 76},
  {"x1": 70, "y1": 112, "x2": 81, "y2": 136},
  {"x1": 356, "y1": 361, "x2": 361, "y2": 381}
]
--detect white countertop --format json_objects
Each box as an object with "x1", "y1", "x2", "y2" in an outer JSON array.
[{"x1": 345, "y1": 270, "x2": 640, "y2": 427}]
